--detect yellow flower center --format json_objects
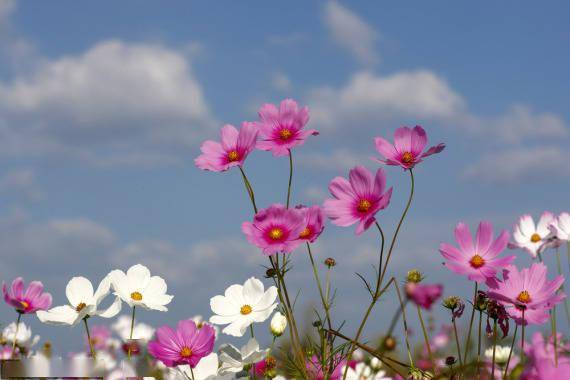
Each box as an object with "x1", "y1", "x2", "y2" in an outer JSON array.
[
  {"x1": 402, "y1": 151, "x2": 414, "y2": 163},
  {"x1": 279, "y1": 128, "x2": 292, "y2": 140},
  {"x1": 240, "y1": 304, "x2": 253, "y2": 315},
  {"x1": 130, "y1": 291, "x2": 143, "y2": 301},
  {"x1": 268, "y1": 227, "x2": 284, "y2": 240},
  {"x1": 469, "y1": 254, "x2": 485, "y2": 268},
  {"x1": 227, "y1": 150, "x2": 240, "y2": 162},
  {"x1": 75, "y1": 302, "x2": 87, "y2": 312},
  {"x1": 530, "y1": 233, "x2": 541, "y2": 243},
  {"x1": 299, "y1": 227, "x2": 311, "y2": 239},
  {"x1": 517, "y1": 290, "x2": 531, "y2": 304},
  {"x1": 19, "y1": 300, "x2": 29, "y2": 310},
  {"x1": 180, "y1": 346, "x2": 193, "y2": 358},
  {"x1": 357, "y1": 199, "x2": 372, "y2": 213}
]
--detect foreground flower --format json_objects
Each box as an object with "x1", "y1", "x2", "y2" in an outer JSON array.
[
  {"x1": 148, "y1": 320, "x2": 215, "y2": 368},
  {"x1": 3, "y1": 277, "x2": 52, "y2": 314},
  {"x1": 166, "y1": 352, "x2": 233, "y2": 380},
  {"x1": 218, "y1": 338, "x2": 268, "y2": 375},
  {"x1": 373, "y1": 125, "x2": 445, "y2": 169},
  {"x1": 405, "y1": 282, "x2": 443, "y2": 310},
  {"x1": 296, "y1": 205, "x2": 325, "y2": 243},
  {"x1": 252, "y1": 98, "x2": 317, "y2": 156},
  {"x1": 522, "y1": 331, "x2": 570, "y2": 379},
  {"x1": 2, "y1": 322, "x2": 40, "y2": 349},
  {"x1": 109, "y1": 264, "x2": 173, "y2": 311},
  {"x1": 510, "y1": 212, "x2": 555, "y2": 258},
  {"x1": 210, "y1": 277, "x2": 278, "y2": 337},
  {"x1": 195, "y1": 123, "x2": 258, "y2": 172},
  {"x1": 487, "y1": 263, "x2": 565, "y2": 325},
  {"x1": 242, "y1": 204, "x2": 305, "y2": 255},
  {"x1": 323, "y1": 166, "x2": 393, "y2": 235},
  {"x1": 440, "y1": 221, "x2": 514, "y2": 284},
  {"x1": 550, "y1": 212, "x2": 570, "y2": 241},
  {"x1": 37, "y1": 276, "x2": 121, "y2": 325}
]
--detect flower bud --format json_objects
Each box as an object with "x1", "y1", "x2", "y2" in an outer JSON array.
[
  {"x1": 382, "y1": 336, "x2": 397, "y2": 351},
  {"x1": 270, "y1": 312, "x2": 287, "y2": 337},
  {"x1": 406, "y1": 269, "x2": 423, "y2": 283},
  {"x1": 369, "y1": 357, "x2": 382, "y2": 370},
  {"x1": 445, "y1": 356, "x2": 456, "y2": 366},
  {"x1": 265, "y1": 268, "x2": 277, "y2": 278},
  {"x1": 324, "y1": 257, "x2": 336, "y2": 268},
  {"x1": 442, "y1": 296, "x2": 461, "y2": 310}
]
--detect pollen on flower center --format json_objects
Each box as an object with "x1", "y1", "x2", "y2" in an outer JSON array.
[
  {"x1": 19, "y1": 300, "x2": 29, "y2": 310},
  {"x1": 517, "y1": 290, "x2": 531, "y2": 304},
  {"x1": 268, "y1": 227, "x2": 284, "y2": 240},
  {"x1": 530, "y1": 233, "x2": 541, "y2": 243},
  {"x1": 180, "y1": 346, "x2": 193, "y2": 358},
  {"x1": 402, "y1": 151, "x2": 414, "y2": 163},
  {"x1": 357, "y1": 199, "x2": 372, "y2": 213},
  {"x1": 240, "y1": 304, "x2": 253, "y2": 315},
  {"x1": 279, "y1": 128, "x2": 292, "y2": 140},
  {"x1": 299, "y1": 227, "x2": 311, "y2": 238},
  {"x1": 130, "y1": 291, "x2": 143, "y2": 301},
  {"x1": 227, "y1": 150, "x2": 240, "y2": 162},
  {"x1": 469, "y1": 255, "x2": 485, "y2": 268},
  {"x1": 75, "y1": 302, "x2": 87, "y2": 312}
]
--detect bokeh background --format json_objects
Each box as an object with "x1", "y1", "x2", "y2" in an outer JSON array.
[{"x1": 0, "y1": 0, "x2": 568, "y2": 354}]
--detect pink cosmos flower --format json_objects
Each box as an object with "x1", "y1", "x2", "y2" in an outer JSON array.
[
  {"x1": 405, "y1": 282, "x2": 443, "y2": 310},
  {"x1": 439, "y1": 222, "x2": 514, "y2": 285},
  {"x1": 195, "y1": 123, "x2": 258, "y2": 172},
  {"x1": 323, "y1": 166, "x2": 393, "y2": 235},
  {"x1": 252, "y1": 99, "x2": 318, "y2": 156},
  {"x1": 306, "y1": 355, "x2": 345, "y2": 380},
  {"x1": 487, "y1": 263, "x2": 565, "y2": 325},
  {"x1": 522, "y1": 332, "x2": 570, "y2": 379},
  {"x1": 510, "y1": 212, "x2": 556, "y2": 258},
  {"x1": 3, "y1": 277, "x2": 52, "y2": 314},
  {"x1": 242, "y1": 204, "x2": 305, "y2": 255},
  {"x1": 147, "y1": 320, "x2": 215, "y2": 368},
  {"x1": 85, "y1": 325, "x2": 111, "y2": 351},
  {"x1": 296, "y1": 205, "x2": 325, "y2": 243},
  {"x1": 373, "y1": 125, "x2": 445, "y2": 169}
]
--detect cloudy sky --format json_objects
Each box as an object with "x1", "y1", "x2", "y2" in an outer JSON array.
[{"x1": 0, "y1": 0, "x2": 568, "y2": 353}]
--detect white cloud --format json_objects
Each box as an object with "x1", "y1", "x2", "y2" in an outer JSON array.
[
  {"x1": 0, "y1": 40, "x2": 217, "y2": 165},
  {"x1": 271, "y1": 71, "x2": 292, "y2": 92},
  {"x1": 0, "y1": 169, "x2": 42, "y2": 201},
  {"x1": 464, "y1": 146, "x2": 570, "y2": 183},
  {"x1": 323, "y1": 1, "x2": 379, "y2": 65}
]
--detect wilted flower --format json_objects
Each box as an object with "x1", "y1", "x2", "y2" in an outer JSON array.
[
  {"x1": 195, "y1": 123, "x2": 258, "y2": 172},
  {"x1": 323, "y1": 166, "x2": 392, "y2": 235},
  {"x1": 37, "y1": 276, "x2": 121, "y2": 325},
  {"x1": 324, "y1": 257, "x2": 336, "y2": 268},
  {"x1": 440, "y1": 221, "x2": 513, "y2": 285},
  {"x1": 148, "y1": 320, "x2": 215, "y2": 368},
  {"x1": 550, "y1": 212, "x2": 570, "y2": 241},
  {"x1": 210, "y1": 277, "x2": 278, "y2": 337},
  {"x1": 251, "y1": 98, "x2": 317, "y2": 156},
  {"x1": 242, "y1": 204, "x2": 305, "y2": 255},
  {"x1": 3, "y1": 277, "x2": 52, "y2": 314},
  {"x1": 269, "y1": 311, "x2": 287, "y2": 337},
  {"x1": 296, "y1": 205, "x2": 325, "y2": 243},
  {"x1": 218, "y1": 338, "x2": 268, "y2": 375},
  {"x1": 487, "y1": 263, "x2": 565, "y2": 325},
  {"x1": 109, "y1": 264, "x2": 173, "y2": 311},
  {"x1": 485, "y1": 299, "x2": 510, "y2": 338},
  {"x1": 254, "y1": 356, "x2": 278, "y2": 378},
  {"x1": 373, "y1": 125, "x2": 445, "y2": 170},
  {"x1": 510, "y1": 212, "x2": 555, "y2": 258},
  {"x1": 442, "y1": 296, "x2": 465, "y2": 321},
  {"x1": 405, "y1": 282, "x2": 443, "y2": 310}
]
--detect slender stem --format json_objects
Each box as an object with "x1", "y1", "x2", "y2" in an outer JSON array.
[
  {"x1": 84, "y1": 317, "x2": 96, "y2": 360},
  {"x1": 503, "y1": 324, "x2": 518, "y2": 380},
  {"x1": 11, "y1": 312, "x2": 22, "y2": 357},
  {"x1": 249, "y1": 324, "x2": 255, "y2": 339},
  {"x1": 393, "y1": 280, "x2": 415, "y2": 369},
  {"x1": 286, "y1": 149, "x2": 293, "y2": 208},
  {"x1": 307, "y1": 243, "x2": 332, "y2": 329},
  {"x1": 551, "y1": 307, "x2": 558, "y2": 366},
  {"x1": 127, "y1": 306, "x2": 136, "y2": 359},
  {"x1": 463, "y1": 282, "x2": 479, "y2": 363},
  {"x1": 239, "y1": 167, "x2": 258, "y2": 213},
  {"x1": 452, "y1": 319, "x2": 463, "y2": 370},
  {"x1": 491, "y1": 320, "x2": 497, "y2": 380},
  {"x1": 378, "y1": 300, "x2": 407, "y2": 352},
  {"x1": 190, "y1": 366, "x2": 196, "y2": 380},
  {"x1": 521, "y1": 309, "x2": 526, "y2": 363},
  {"x1": 417, "y1": 305, "x2": 436, "y2": 376},
  {"x1": 477, "y1": 310, "x2": 483, "y2": 380},
  {"x1": 555, "y1": 248, "x2": 570, "y2": 327}
]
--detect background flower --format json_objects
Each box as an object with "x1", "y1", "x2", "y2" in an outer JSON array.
[
  {"x1": 218, "y1": 338, "x2": 268, "y2": 375},
  {"x1": 510, "y1": 212, "x2": 555, "y2": 258},
  {"x1": 3, "y1": 278, "x2": 52, "y2": 314}
]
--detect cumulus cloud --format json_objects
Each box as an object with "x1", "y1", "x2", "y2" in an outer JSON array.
[
  {"x1": 0, "y1": 40, "x2": 217, "y2": 166},
  {"x1": 323, "y1": 1, "x2": 379, "y2": 65},
  {"x1": 271, "y1": 71, "x2": 292, "y2": 92}
]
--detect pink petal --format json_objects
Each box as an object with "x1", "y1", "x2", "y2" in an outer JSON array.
[
  {"x1": 348, "y1": 166, "x2": 373, "y2": 199},
  {"x1": 410, "y1": 126, "x2": 428, "y2": 156},
  {"x1": 393, "y1": 126, "x2": 412, "y2": 153},
  {"x1": 455, "y1": 223, "x2": 475, "y2": 255},
  {"x1": 475, "y1": 221, "x2": 493, "y2": 255},
  {"x1": 374, "y1": 137, "x2": 398, "y2": 160}
]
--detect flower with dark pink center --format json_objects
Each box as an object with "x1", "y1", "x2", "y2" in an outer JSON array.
[
  {"x1": 373, "y1": 125, "x2": 445, "y2": 169},
  {"x1": 296, "y1": 205, "x2": 325, "y2": 243},
  {"x1": 323, "y1": 166, "x2": 392, "y2": 235},
  {"x1": 3, "y1": 277, "x2": 52, "y2": 314}
]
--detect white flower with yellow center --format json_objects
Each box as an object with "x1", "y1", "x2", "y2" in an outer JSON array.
[
  {"x1": 37, "y1": 276, "x2": 121, "y2": 326},
  {"x1": 108, "y1": 264, "x2": 173, "y2": 311},
  {"x1": 511, "y1": 212, "x2": 555, "y2": 257},
  {"x1": 484, "y1": 345, "x2": 511, "y2": 366},
  {"x1": 209, "y1": 277, "x2": 278, "y2": 337}
]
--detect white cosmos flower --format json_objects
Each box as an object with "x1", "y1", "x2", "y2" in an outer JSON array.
[
  {"x1": 191, "y1": 315, "x2": 220, "y2": 337},
  {"x1": 345, "y1": 362, "x2": 391, "y2": 380},
  {"x1": 484, "y1": 345, "x2": 511, "y2": 365},
  {"x1": 210, "y1": 277, "x2": 278, "y2": 337},
  {"x1": 111, "y1": 314, "x2": 155, "y2": 342},
  {"x1": 550, "y1": 212, "x2": 570, "y2": 241},
  {"x1": 2, "y1": 322, "x2": 40, "y2": 348},
  {"x1": 37, "y1": 276, "x2": 121, "y2": 326},
  {"x1": 108, "y1": 264, "x2": 173, "y2": 311},
  {"x1": 166, "y1": 353, "x2": 234, "y2": 380},
  {"x1": 511, "y1": 212, "x2": 555, "y2": 257},
  {"x1": 218, "y1": 338, "x2": 269, "y2": 375}
]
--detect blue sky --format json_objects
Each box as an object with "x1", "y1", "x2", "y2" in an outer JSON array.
[{"x1": 0, "y1": 0, "x2": 568, "y2": 353}]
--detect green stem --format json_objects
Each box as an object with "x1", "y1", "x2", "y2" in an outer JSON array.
[
  {"x1": 477, "y1": 310, "x2": 483, "y2": 380},
  {"x1": 491, "y1": 320, "x2": 497, "y2": 380},
  {"x1": 190, "y1": 366, "x2": 196, "y2": 380},
  {"x1": 285, "y1": 149, "x2": 293, "y2": 208},
  {"x1": 521, "y1": 309, "x2": 526, "y2": 364},
  {"x1": 452, "y1": 319, "x2": 463, "y2": 371},
  {"x1": 307, "y1": 243, "x2": 332, "y2": 329},
  {"x1": 127, "y1": 306, "x2": 136, "y2": 359},
  {"x1": 249, "y1": 324, "x2": 255, "y2": 339},
  {"x1": 551, "y1": 307, "x2": 558, "y2": 366},
  {"x1": 11, "y1": 312, "x2": 22, "y2": 357},
  {"x1": 392, "y1": 279, "x2": 414, "y2": 368},
  {"x1": 463, "y1": 282, "x2": 479, "y2": 363},
  {"x1": 239, "y1": 167, "x2": 258, "y2": 213},
  {"x1": 503, "y1": 324, "x2": 518, "y2": 380},
  {"x1": 84, "y1": 317, "x2": 96, "y2": 360},
  {"x1": 417, "y1": 305, "x2": 437, "y2": 376}
]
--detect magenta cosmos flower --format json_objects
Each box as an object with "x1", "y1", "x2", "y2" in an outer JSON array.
[
  {"x1": 148, "y1": 320, "x2": 215, "y2": 368},
  {"x1": 3, "y1": 277, "x2": 52, "y2": 314},
  {"x1": 252, "y1": 98, "x2": 318, "y2": 156},
  {"x1": 373, "y1": 125, "x2": 445, "y2": 169},
  {"x1": 439, "y1": 222, "x2": 514, "y2": 285},
  {"x1": 296, "y1": 205, "x2": 325, "y2": 243},
  {"x1": 405, "y1": 282, "x2": 443, "y2": 310},
  {"x1": 323, "y1": 166, "x2": 392, "y2": 235},
  {"x1": 242, "y1": 204, "x2": 305, "y2": 255},
  {"x1": 195, "y1": 123, "x2": 258, "y2": 172},
  {"x1": 487, "y1": 263, "x2": 565, "y2": 325}
]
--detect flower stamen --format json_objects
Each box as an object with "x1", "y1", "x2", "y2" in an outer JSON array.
[
  {"x1": 530, "y1": 233, "x2": 541, "y2": 243},
  {"x1": 240, "y1": 305, "x2": 253, "y2": 315},
  {"x1": 75, "y1": 302, "x2": 87, "y2": 312},
  {"x1": 299, "y1": 227, "x2": 311, "y2": 239},
  {"x1": 357, "y1": 199, "x2": 372, "y2": 213},
  {"x1": 469, "y1": 255, "x2": 485, "y2": 268},
  {"x1": 130, "y1": 292, "x2": 143, "y2": 301},
  {"x1": 268, "y1": 228, "x2": 284, "y2": 240},
  {"x1": 402, "y1": 151, "x2": 414, "y2": 163},
  {"x1": 180, "y1": 346, "x2": 193, "y2": 358},
  {"x1": 227, "y1": 150, "x2": 240, "y2": 162},
  {"x1": 279, "y1": 128, "x2": 292, "y2": 140},
  {"x1": 19, "y1": 300, "x2": 29, "y2": 310},
  {"x1": 517, "y1": 290, "x2": 531, "y2": 304}
]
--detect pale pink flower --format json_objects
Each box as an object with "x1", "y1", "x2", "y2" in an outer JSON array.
[
  {"x1": 510, "y1": 212, "x2": 555, "y2": 258},
  {"x1": 3, "y1": 277, "x2": 52, "y2": 314},
  {"x1": 405, "y1": 282, "x2": 443, "y2": 310}
]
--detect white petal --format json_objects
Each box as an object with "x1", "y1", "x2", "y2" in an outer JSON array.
[
  {"x1": 94, "y1": 276, "x2": 112, "y2": 305},
  {"x1": 192, "y1": 352, "x2": 219, "y2": 379},
  {"x1": 254, "y1": 286, "x2": 278, "y2": 310},
  {"x1": 241, "y1": 338, "x2": 260, "y2": 358},
  {"x1": 144, "y1": 276, "x2": 168, "y2": 296},
  {"x1": 209, "y1": 314, "x2": 237, "y2": 325},
  {"x1": 519, "y1": 215, "x2": 536, "y2": 236},
  {"x1": 210, "y1": 295, "x2": 239, "y2": 316},
  {"x1": 126, "y1": 264, "x2": 151, "y2": 289},
  {"x1": 37, "y1": 305, "x2": 79, "y2": 326},
  {"x1": 224, "y1": 284, "x2": 245, "y2": 308},
  {"x1": 252, "y1": 304, "x2": 277, "y2": 323},
  {"x1": 221, "y1": 317, "x2": 251, "y2": 337},
  {"x1": 66, "y1": 277, "x2": 94, "y2": 307},
  {"x1": 97, "y1": 296, "x2": 122, "y2": 318},
  {"x1": 242, "y1": 277, "x2": 264, "y2": 306},
  {"x1": 537, "y1": 212, "x2": 555, "y2": 235}
]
